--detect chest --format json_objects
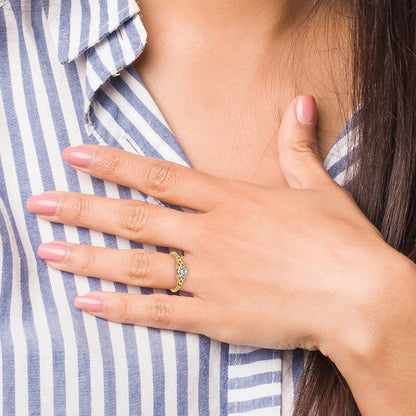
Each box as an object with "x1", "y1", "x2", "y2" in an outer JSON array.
[{"x1": 135, "y1": 60, "x2": 348, "y2": 188}]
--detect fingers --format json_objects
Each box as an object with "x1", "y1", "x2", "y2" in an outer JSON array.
[
  {"x1": 62, "y1": 145, "x2": 228, "y2": 212},
  {"x1": 38, "y1": 242, "x2": 195, "y2": 292},
  {"x1": 27, "y1": 192, "x2": 195, "y2": 249},
  {"x1": 74, "y1": 292, "x2": 205, "y2": 333},
  {"x1": 278, "y1": 95, "x2": 335, "y2": 189}
]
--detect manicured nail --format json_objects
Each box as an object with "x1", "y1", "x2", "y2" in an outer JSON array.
[
  {"x1": 38, "y1": 243, "x2": 68, "y2": 262},
  {"x1": 296, "y1": 95, "x2": 317, "y2": 125},
  {"x1": 62, "y1": 146, "x2": 92, "y2": 168},
  {"x1": 75, "y1": 296, "x2": 103, "y2": 313},
  {"x1": 27, "y1": 194, "x2": 59, "y2": 215}
]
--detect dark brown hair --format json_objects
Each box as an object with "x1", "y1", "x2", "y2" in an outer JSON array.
[{"x1": 294, "y1": 0, "x2": 416, "y2": 414}]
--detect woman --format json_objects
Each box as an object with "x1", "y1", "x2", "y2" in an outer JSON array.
[{"x1": 3, "y1": 0, "x2": 416, "y2": 415}]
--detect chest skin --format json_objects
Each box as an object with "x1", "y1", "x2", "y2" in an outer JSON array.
[
  {"x1": 136, "y1": 60, "x2": 350, "y2": 189},
  {"x1": 134, "y1": 5, "x2": 352, "y2": 188}
]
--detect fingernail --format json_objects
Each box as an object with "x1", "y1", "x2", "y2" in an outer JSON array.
[
  {"x1": 75, "y1": 296, "x2": 103, "y2": 313},
  {"x1": 38, "y1": 243, "x2": 68, "y2": 262},
  {"x1": 296, "y1": 95, "x2": 317, "y2": 125},
  {"x1": 62, "y1": 146, "x2": 92, "y2": 168},
  {"x1": 27, "y1": 194, "x2": 59, "y2": 215}
]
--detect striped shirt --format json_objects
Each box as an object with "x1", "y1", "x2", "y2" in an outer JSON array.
[{"x1": 0, "y1": 1, "x2": 353, "y2": 415}]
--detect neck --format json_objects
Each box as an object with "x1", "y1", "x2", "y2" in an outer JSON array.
[
  {"x1": 134, "y1": 0, "x2": 352, "y2": 181},
  {"x1": 137, "y1": 0, "x2": 317, "y2": 49},
  {"x1": 138, "y1": 0, "x2": 308, "y2": 28}
]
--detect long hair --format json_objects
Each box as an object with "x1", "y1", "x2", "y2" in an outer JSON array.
[{"x1": 294, "y1": 0, "x2": 416, "y2": 414}]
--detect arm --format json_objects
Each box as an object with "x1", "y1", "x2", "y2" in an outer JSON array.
[{"x1": 27, "y1": 96, "x2": 416, "y2": 414}]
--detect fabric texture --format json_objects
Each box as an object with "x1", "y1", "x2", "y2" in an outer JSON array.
[{"x1": 0, "y1": 1, "x2": 355, "y2": 414}]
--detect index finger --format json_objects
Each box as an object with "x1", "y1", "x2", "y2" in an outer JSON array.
[{"x1": 62, "y1": 145, "x2": 228, "y2": 212}]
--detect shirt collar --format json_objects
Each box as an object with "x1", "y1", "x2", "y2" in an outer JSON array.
[
  {"x1": 45, "y1": 0, "x2": 147, "y2": 129},
  {"x1": 45, "y1": 0, "x2": 146, "y2": 64}
]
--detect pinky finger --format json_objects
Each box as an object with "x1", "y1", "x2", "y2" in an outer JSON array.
[{"x1": 75, "y1": 291, "x2": 205, "y2": 333}]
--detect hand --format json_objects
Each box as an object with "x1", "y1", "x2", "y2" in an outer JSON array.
[{"x1": 26, "y1": 96, "x2": 404, "y2": 361}]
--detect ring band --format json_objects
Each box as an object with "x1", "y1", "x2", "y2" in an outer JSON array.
[{"x1": 169, "y1": 251, "x2": 187, "y2": 293}]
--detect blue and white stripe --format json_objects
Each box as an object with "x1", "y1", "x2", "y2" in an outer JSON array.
[{"x1": 0, "y1": 1, "x2": 354, "y2": 414}]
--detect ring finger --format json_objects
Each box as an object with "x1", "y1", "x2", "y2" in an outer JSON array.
[{"x1": 38, "y1": 242, "x2": 195, "y2": 293}]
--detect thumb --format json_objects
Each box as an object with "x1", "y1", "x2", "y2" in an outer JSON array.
[{"x1": 278, "y1": 95, "x2": 334, "y2": 189}]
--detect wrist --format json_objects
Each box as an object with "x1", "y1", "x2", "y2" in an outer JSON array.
[{"x1": 329, "y1": 248, "x2": 416, "y2": 414}]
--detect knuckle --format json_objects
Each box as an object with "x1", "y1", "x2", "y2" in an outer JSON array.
[
  {"x1": 145, "y1": 162, "x2": 177, "y2": 194},
  {"x1": 287, "y1": 137, "x2": 311, "y2": 154},
  {"x1": 127, "y1": 251, "x2": 151, "y2": 282},
  {"x1": 77, "y1": 248, "x2": 97, "y2": 273},
  {"x1": 117, "y1": 297, "x2": 132, "y2": 322},
  {"x1": 63, "y1": 197, "x2": 90, "y2": 223},
  {"x1": 98, "y1": 151, "x2": 121, "y2": 177},
  {"x1": 148, "y1": 296, "x2": 171, "y2": 325},
  {"x1": 121, "y1": 202, "x2": 150, "y2": 235}
]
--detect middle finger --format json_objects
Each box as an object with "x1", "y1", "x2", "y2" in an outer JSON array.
[{"x1": 27, "y1": 192, "x2": 195, "y2": 249}]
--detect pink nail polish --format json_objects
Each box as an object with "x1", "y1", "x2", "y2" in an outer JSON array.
[
  {"x1": 27, "y1": 194, "x2": 59, "y2": 215},
  {"x1": 62, "y1": 146, "x2": 92, "y2": 168},
  {"x1": 38, "y1": 243, "x2": 68, "y2": 262},
  {"x1": 75, "y1": 296, "x2": 103, "y2": 312},
  {"x1": 296, "y1": 95, "x2": 317, "y2": 125}
]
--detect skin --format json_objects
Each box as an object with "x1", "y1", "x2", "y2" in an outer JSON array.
[
  {"x1": 27, "y1": 97, "x2": 416, "y2": 415},
  {"x1": 26, "y1": 1, "x2": 416, "y2": 414},
  {"x1": 134, "y1": 0, "x2": 352, "y2": 185}
]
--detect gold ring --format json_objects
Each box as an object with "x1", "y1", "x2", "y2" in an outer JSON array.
[{"x1": 169, "y1": 251, "x2": 187, "y2": 293}]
